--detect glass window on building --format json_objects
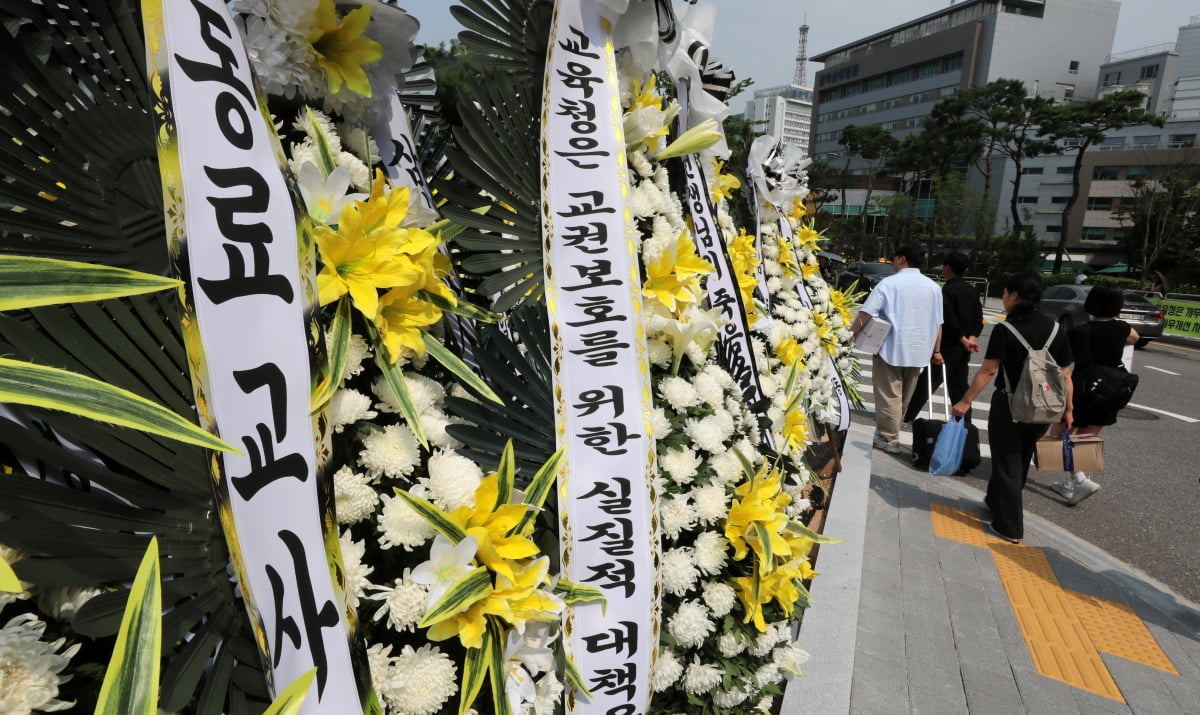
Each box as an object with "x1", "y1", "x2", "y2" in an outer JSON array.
[
  {"x1": 1100, "y1": 136, "x2": 1125, "y2": 150},
  {"x1": 1131, "y1": 136, "x2": 1160, "y2": 149},
  {"x1": 1092, "y1": 166, "x2": 1120, "y2": 180},
  {"x1": 943, "y1": 55, "x2": 964, "y2": 72},
  {"x1": 1125, "y1": 166, "x2": 1151, "y2": 180},
  {"x1": 1022, "y1": 166, "x2": 1044, "y2": 175},
  {"x1": 1017, "y1": 196, "x2": 1038, "y2": 204},
  {"x1": 1069, "y1": 60, "x2": 1080, "y2": 75},
  {"x1": 1103, "y1": 71, "x2": 1122, "y2": 86},
  {"x1": 865, "y1": 77, "x2": 885, "y2": 92},
  {"x1": 1086, "y1": 197, "x2": 1113, "y2": 211},
  {"x1": 1056, "y1": 166, "x2": 1074, "y2": 175},
  {"x1": 916, "y1": 60, "x2": 940, "y2": 78},
  {"x1": 843, "y1": 83, "x2": 860, "y2": 98},
  {"x1": 1046, "y1": 225, "x2": 1062, "y2": 233},
  {"x1": 1082, "y1": 228, "x2": 1108, "y2": 241},
  {"x1": 1169, "y1": 134, "x2": 1196, "y2": 148},
  {"x1": 887, "y1": 67, "x2": 911, "y2": 86},
  {"x1": 1051, "y1": 196, "x2": 1069, "y2": 204},
  {"x1": 1139, "y1": 64, "x2": 1160, "y2": 80}
]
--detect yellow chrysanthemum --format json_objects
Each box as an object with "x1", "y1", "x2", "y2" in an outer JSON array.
[
  {"x1": 710, "y1": 157, "x2": 741, "y2": 204},
  {"x1": 643, "y1": 228, "x2": 715, "y2": 314},
  {"x1": 308, "y1": 0, "x2": 384, "y2": 97}
]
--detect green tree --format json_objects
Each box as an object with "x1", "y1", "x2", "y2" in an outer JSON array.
[
  {"x1": 720, "y1": 78, "x2": 764, "y2": 230},
  {"x1": 928, "y1": 172, "x2": 991, "y2": 266},
  {"x1": 1116, "y1": 161, "x2": 1200, "y2": 281},
  {"x1": 838, "y1": 124, "x2": 898, "y2": 232},
  {"x1": 1042, "y1": 90, "x2": 1164, "y2": 272},
  {"x1": 922, "y1": 79, "x2": 1059, "y2": 238}
]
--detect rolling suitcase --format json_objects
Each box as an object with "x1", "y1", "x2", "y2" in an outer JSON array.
[{"x1": 911, "y1": 364, "x2": 980, "y2": 474}]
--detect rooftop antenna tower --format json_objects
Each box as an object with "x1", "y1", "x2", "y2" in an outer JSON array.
[{"x1": 793, "y1": 17, "x2": 809, "y2": 87}]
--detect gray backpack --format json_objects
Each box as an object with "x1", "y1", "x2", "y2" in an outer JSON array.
[{"x1": 1000, "y1": 321, "x2": 1067, "y2": 424}]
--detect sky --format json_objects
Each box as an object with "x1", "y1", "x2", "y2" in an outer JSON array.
[{"x1": 408, "y1": 1, "x2": 1199, "y2": 94}]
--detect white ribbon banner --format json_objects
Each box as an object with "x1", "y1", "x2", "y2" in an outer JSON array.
[
  {"x1": 375, "y1": 93, "x2": 437, "y2": 212},
  {"x1": 146, "y1": 1, "x2": 364, "y2": 710},
  {"x1": 543, "y1": 0, "x2": 658, "y2": 712},
  {"x1": 778, "y1": 217, "x2": 852, "y2": 431}
]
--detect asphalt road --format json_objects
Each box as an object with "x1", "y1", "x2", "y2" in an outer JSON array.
[{"x1": 852, "y1": 313, "x2": 1200, "y2": 606}]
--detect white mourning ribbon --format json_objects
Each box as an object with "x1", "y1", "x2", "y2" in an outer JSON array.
[
  {"x1": 143, "y1": 0, "x2": 367, "y2": 710},
  {"x1": 543, "y1": 0, "x2": 658, "y2": 712}
]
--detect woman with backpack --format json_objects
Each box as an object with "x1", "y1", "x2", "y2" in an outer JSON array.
[
  {"x1": 951, "y1": 272, "x2": 1073, "y2": 543},
  {"x1": 1048, "y1": 284, "x2": 1140, "y2": 505}
]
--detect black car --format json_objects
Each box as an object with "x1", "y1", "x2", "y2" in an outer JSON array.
[
  {"x1": 838, "y1": 261, "x2": 895, "y2": 293},
  {"x1": 1038, "y1": 284, "x2": 1165, "y2": 348}
]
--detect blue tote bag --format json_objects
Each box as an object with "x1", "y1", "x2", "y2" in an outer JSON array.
[{"x1": 929, "y1": 416, "x2": 968, "y2": 476}]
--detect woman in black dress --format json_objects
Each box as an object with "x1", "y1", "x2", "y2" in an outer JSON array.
[
  {"x1": 1049, "y1": 284, "x2": 1139, "y2": 505},
  {"x1": 951, "y1": 273, "x2": 1073, "y2": 543}
]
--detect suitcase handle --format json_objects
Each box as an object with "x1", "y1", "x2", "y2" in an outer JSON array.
[{"x1": 925, "y1": 361, "x2": 950, "y2": 421}]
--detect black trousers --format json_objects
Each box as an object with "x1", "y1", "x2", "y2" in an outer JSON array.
[
  {"x1": 903, "y1": 342, "x2": 971, "y2": 422},
  {"x1": 985, "y1": 391, "x2": 1050, "y2": 540}
]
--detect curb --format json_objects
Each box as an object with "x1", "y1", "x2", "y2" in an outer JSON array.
[{"x1": 780, "y1": 423, "x2": 873, "y2": 714}]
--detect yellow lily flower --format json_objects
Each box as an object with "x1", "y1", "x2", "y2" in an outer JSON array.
[
  {"x1": 426, "y1": 598, "x2": 491, "y2": 649},
  {"x1": 710, "y1": 157, "x2": 741, "y2": 204},
  {"x1": 448, "y1": 474, "x2": 540, "y2": 584},
  {"x1": 643, "y1": 229, "x2": 714, "y2": 314},
  {"x1": 830, "y1": 288, "x2": 854, "y2": 325},
  {"x1": 374, "y1": 288, "x2": 442, "y2": 361},
  {"x1": 796, "y1": 224, "x2": 821, "y2": 249},
  {"x1": 308, "y1": 0, "x2": 384, "y2": 97}
]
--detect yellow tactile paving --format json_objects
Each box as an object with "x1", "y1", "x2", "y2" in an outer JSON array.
[
  {"x1": 1067, "y1": 591, "x2": 1179, "y2": 675},
  {"x1": 927, "y1": 502, "x2": 1182, "y2": 703},
  {"x1": 990, "y1": 544, "x2": 1123, "y2": 701},
  {"x1": 930, "y1": 503, "x2": 1000, "y2": 547}
]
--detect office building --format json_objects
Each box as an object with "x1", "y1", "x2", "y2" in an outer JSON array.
[{"x1": 744, "y1": 85, "x2": 814, "y2": 157}]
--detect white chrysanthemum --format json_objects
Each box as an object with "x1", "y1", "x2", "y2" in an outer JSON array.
[
  {"x1": 647, "y1": 337, "x2": 672, "y2": 368},
  {"x1": 385, "y1": 644, "x2": 459, "y2": 715},
  {"x1": 339, "y1": 530, "x2": 373, "y2": 609},
  {"x1": 407, "y1": 373, "x2": 447, "y2": 414},
  {"x1": 713, "y1": 687, "x2": 750, "y2": 709},
  {"x1": 650, "y1": 647, "x2": 684, "y2": 692},
  {"x1": 658, "y1": 376, "x2": 701, "y2": 411},
  {"x1": 650, "y1": 407, "x2": 672, "y2": 439},
  {"x1": 661, "y1": 492, "x2": 697, "y2": 538},
  {"x1": 684, "y1": 411, "x2": 735, "y2": 454},
  {"x1": 330, "y1": 388, "x2": 378, "y2": 433},
  {"x1": 691, "y1": 371, "x2": 724, "y2": 407},
  {"x1": 751, "y1": 624, "x2": 786, "y2": 657},
  {"x1": 702, "y1": 581, "x2": 737, "y2": 618},
  {"x1": 377, "y1": 493, "x2": 436, "y2": 551},
  {"x1": 755, "y1": 660, "x2": 783, "y2": 689},
  {"x1": 660, "y1": 446, "x2": 701, "y2": 485},
  {"x1": 756, "y1": 694, "x2": 776, "y2": 711},
  {"x1": 358, "y1": 424, "x2": 421, "y2": 479},
  {"x1": 422, "y1": 410, "x2": 465, "y2": 450},
  {"x1": 336, "y1": 332, "x2": 371, "y2": 381},
  {"x1": 365, "y1": 642, "x2": 397, "y2": 701},
  {"x1": 533, "y1": 671, "x2": 564, "y2": 715},
  {"x1": 0, "y1": 613, "x2": 80, "y2": 713},
  {"x1": 692, "y1": 531, "x2": 729, "y2": 575},
  {"x1": 691, "y1": 485, "x2": 729, "y2": 525},
  {"x1": 717, "y1": 631, "x2": 745, "y2": 657},
  {"x1": 334, "y1": 465, "x2": 380, "y2": 524},
  {"x1": 661, "y1": 547, "x2": 699, "y2": 596},
  {"x1": 682, "y1": 660, "x2": 722, "y2": 695},
  {"x1": 36, "y1": 585, "x2": 102, "y2": 622},
  {"x1": 709, "y1": 450, "x2": 744, "y2": 485},
  {"x1": 631, "y1": 179, "x2": 664, "y2": 219},
  {"x1": 425, "y1": 450, "x2": 484, "y2": 511},
  {"x1": 629, "y1": 147, "x2": 654, "y2": 178},
  {"x1": 367, "y1": 572, "x2": 427, "y2": 633},
  {"x1": 667, "y1": 601, "x2": 714, "y2": 649}
]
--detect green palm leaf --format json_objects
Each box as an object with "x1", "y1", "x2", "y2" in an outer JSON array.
[{"x1": 0, "y1": 255, "x2": 182, "y2": 310}]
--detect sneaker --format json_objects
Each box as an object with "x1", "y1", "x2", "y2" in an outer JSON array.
[
  {"x1": 1048, "y1": 478, "x2": 1076, "y2": 501},
  {"x1": 986, "y1": 521, "x2": 1022, "y2": 544},
  {"x1": 1067, "y1": 477, "x2": 1101, "y2": 505},
  {"x1": 872, "y1": 435, "x2": 902, "y2": 454}
]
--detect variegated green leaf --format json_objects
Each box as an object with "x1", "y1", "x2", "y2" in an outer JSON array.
[
  {"x1": 783, "y1": 519, "x2": 845, "y2": 544},
  {"x1": 422, "y1": 333, "x2": 504, "y2": 405},
  {"x1": 511, "y1": 447, "x2": 565, "y2": 535},
  {"x1": 393, "y1": 488, "x2": 467, "y2": 544},
  {"x1": 459, "y1": 626, "x2": 491, "y2": 715},
  {"x1": 311, "y1": 296, "x2": 352, "y2": 413},
  {"x1": 486, "y1": 618, "x2": 512, "y2": 715},
  {"x1": 751, "y1": 522, "x2": 774, "y2": 567},
  {"x1": 372, "y1": 347, "x2": 429, "y2": 448},
  {"x1": 417, "y1": 289, "x2": 500, "y2": 323},
  {"x1": 0, "y1": 559, "x2": 20, "y2": 593},
  {"x1": 419, "y1": 566, "x2": 491, "y2": 628},
  {"x1": 0, "y1": 256, "x2": 182, "y2": 311},
  {"x1": 732, "y1": 446, "x2": 758, "y2": 481},
  {"x1": 0, "y1": 358, "x2": 237, "y2": 453},
  {"x1": 262, "y1": 668, "x2": 317, "y2": 715},
  {"x1": 553, "y1": 579, "x2": 605, "y2": 606},
  {"x1": 95, "y1": 538, "x2": 161, "y2": 715},
  {"x1": 305, "y1": 106, "x2": 338, "y2": 175},
  {"x1": 783, "y1": 354, "x2": 801, "y2": 396},
  {"x1": 563, "y1": 656, "x2": 594, "y2": 699},
  {"x1": 493, "y1": 440, "x2": 515, "y2": 512}
]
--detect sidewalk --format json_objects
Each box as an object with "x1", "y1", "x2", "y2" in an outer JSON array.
[{"x1": 782, "y1": 423, "x2": 1200, "y2": 714}]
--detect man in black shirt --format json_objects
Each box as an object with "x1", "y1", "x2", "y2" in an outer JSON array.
[{"x1": 904, "y1": 252, "x2": 983, "y2": 422}]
